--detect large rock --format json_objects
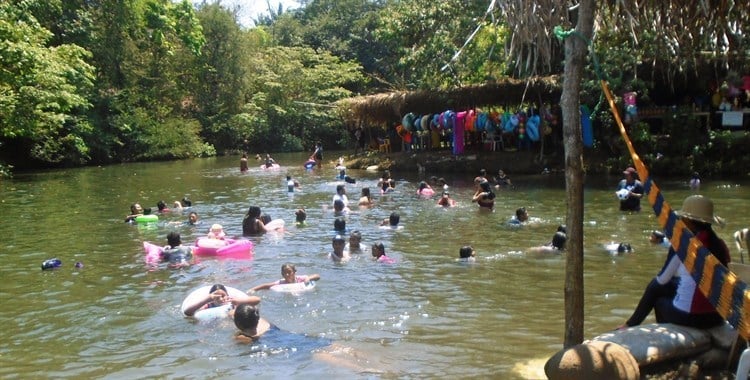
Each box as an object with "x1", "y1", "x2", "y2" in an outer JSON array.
[
  {"x1": 545, "y1": 340, "x2": 639, "y2": 380},
  {"x1": 591, "y1": 323, "x2": 712, "y2": 366}
]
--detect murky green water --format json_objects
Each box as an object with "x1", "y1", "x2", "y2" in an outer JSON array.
[{"x1": 1, "y1": 152, "x2": 747, "y2": 378}]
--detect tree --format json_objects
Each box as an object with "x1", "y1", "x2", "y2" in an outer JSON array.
[
  {"x1": 0, "y1": 1, "x2": 95, "y2": 165},
  {"x1": 371, "y1": 0, "x2": 494, "y2": 90},
  {"x1": 193, "y1": 3, "x2": 247, "y2": 149},
  {"x1": 559, "y1": 0, "x2": 595, "y2": 348},
  {"x1": 235, "y1": 45, "x2": 365, "y2": 152}
]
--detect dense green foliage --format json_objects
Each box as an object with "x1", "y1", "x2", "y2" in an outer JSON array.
[{"x1": 0, "y1": 0, "x2": 747, "y2": 176}]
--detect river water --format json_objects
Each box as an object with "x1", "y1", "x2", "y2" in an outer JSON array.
[{"x1": 0, "y1": 152, "x2": 747, "y2": 379}]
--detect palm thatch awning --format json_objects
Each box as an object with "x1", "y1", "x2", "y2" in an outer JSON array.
[{"x1": 337, "y1": 75, "x2": 562, "y2": 125}]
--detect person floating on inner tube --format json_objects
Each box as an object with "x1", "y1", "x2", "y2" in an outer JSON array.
[
  {"x1": 125, "y1": 202, "x2": 144, "y2": 223},
  {"x1": 248, "y1": 263, "x2": 320, "y2": 292},
  {"x1": 161, "y1": 231, "x2": 193, "y2": 268},
  {"x1": 264, "y1": 153, "x2": 276, "y2": 168}
]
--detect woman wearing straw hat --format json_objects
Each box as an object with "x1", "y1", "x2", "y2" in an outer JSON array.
[{"x1": 617, "y1": 195, "x2": 731, "y2": 330}]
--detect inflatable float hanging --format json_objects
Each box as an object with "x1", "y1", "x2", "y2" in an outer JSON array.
[
  {"x1": 270, "y1": 281, "x2": 316, "y2": 293},
  {"x1": 192, "y1": 238, "x2": 253, "y2": 258},
  {"x1": 181, "y1": 285, "x2": 247, "y2": 321},
  {"x1": 303, "y1": 159, "x2": 316, "y2": 169}
]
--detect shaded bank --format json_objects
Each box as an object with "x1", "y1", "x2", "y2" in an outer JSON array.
[{"x1": 341, "y1": 148, "x2": 622, "y2": 177}]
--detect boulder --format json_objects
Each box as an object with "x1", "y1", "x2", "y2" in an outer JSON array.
[
  {"x1": 545, "y1": 340, "x2": 639, "y2": 380},
  {"x1": 591, "y1": 323, "x2": 712, "y2": 366}
]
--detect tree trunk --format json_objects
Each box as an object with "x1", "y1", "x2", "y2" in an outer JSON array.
[{"x1": 561, "y1": 0, "x2": 596, "y2": 348}]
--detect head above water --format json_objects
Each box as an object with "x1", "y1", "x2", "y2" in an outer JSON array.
[
  {"x1": 389, "y1": 212, "x2": 400, "y2": 226},
  {"x1": 459, "y1": 246, "x2": 475, "y2": 258},
  {"x1": 246, "y1": 206, "x2": 262, "y2": 219},
  {"x1": 371, "y1": 242, "x2": 385, "y2": 257},
  {"x1": 650, "y1": 230, "x2": 665, "y2": 242},
  {"x1": 167, "y1": 231, "x2": 181, "y2": 247},
  {"x1": 157, "y1": 200, "x2": 167, "y2": 211},
  {"x1": 333, "y1": 199, "x2": 345, "y2": 212},
  {"x1": 334, "y1": 217, "x2": 346, "y2": 231},
  {"x1": 131, "y1": 203, "x2": 143, "y2": 214},
  {"x1": 557, "y1": 225, "x2": 567, "y2": 234},
  {"x1": 234, "y1": 304, "x2": 261, "y2": 333},
  {"x1": 332, "y1": 234, "x2": 345, "y2": 244},
  {"x1": 281, "y1": 263, "x2": 296, "y2": 277},
  {"x1": 551, "y1": 232, "x2": 567, "y2": 250},
  {"x1": 295, "y1": 208, "x2": 307, "y2": 223},
  {"x1": 188, "y1": 211, "x2": 199, "y2": 224},
  {"x1": 515, "y1": 207, "x2": 528, "y2": 221}
]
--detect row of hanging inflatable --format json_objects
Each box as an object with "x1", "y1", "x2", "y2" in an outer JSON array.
[
  {"x1": 399, "y1": 109, "x2": 546, "y2": 155},
  {"x1": 397, "y1": 106, "x2": 592, "y2": 155}
]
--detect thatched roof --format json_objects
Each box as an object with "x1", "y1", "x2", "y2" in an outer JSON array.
[{"x1": 338, "y1": 75, "x2": 561, "y2": 125}]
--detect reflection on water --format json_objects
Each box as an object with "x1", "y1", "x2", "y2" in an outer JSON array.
[{"x1": 1, "y1": 153, "x2": 748, "y2": 378}]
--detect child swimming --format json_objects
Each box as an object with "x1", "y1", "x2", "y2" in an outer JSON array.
[
  {"x1": 249, "y1": 263, "x2": 321, "y2": 292},
  {"x1": 458, "y1": 246, "x2": 476, "y2": 262}
]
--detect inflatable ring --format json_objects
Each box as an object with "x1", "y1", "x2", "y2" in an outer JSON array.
[
  {"x1": 135, "y1": 214, "x2": 158, "y2": 224},
  {"x1": 270, "y1": 281, "x2": 316, "y2": 293},
  {"x1": 421, "y1": 113, "x2": 431, "y2": 131},
  {"x1": 193, "y1": 238, "x2": 253, "y2": 258},
  {"x1": 402, "y1": 113, "x2": 415, "y2": 132},
  {"x1": 526, "y1": 115, "x2": 541, "y2": 142},
  {"x1": 181, "y1": 285, "x2": 247, "y2": 321}
]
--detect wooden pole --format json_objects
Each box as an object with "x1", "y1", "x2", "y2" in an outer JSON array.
[{"x1": 561, "y1": 0, "x2": 595, "y2": 348}]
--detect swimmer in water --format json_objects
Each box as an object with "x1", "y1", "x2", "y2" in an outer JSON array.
[{"x1": 248, "y1": 263, "x2": 320, "y2": 292}]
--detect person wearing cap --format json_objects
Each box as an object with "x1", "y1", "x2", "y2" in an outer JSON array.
[
  {"x1": 616, "y1": 167, "x2": 644, "y2": 212},
  {"x1": 617, "y1": 195, "x2": 731, "y2": 330},
  {"x1": 329, "y1": 235, "x2": 350, "y2": 262}
]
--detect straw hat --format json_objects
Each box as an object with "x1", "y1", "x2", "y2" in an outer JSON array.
[{"x1": 675, "y1": 195, "x2": 720, "y2": 225}]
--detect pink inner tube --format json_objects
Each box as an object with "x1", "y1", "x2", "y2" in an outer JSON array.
[
  {"x1": 418, "y1": 188, "x2": 435, "y2": 197},
  {"x1": 143, "y1": 241, "x2": 163, "y2": 264},
  {"x1": 192, "y1": 238, "x2": 253, "y2": 258},
  {"x1": 260, "y1": 164, "x2": 281, "y2": 170}
]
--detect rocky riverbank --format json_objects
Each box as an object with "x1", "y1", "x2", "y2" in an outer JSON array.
[{"x1": 342, "y1": 148, "x2": 576, "y2": 176}]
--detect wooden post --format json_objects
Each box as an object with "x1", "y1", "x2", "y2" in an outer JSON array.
[{"x1": 561, "y1": 0, "x2": 596, "y2": 348}]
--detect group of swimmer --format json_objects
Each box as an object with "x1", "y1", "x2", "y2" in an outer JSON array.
[
  {"x1": 123, "y1": 154, "x2": 739, "y2": 365},
  {"x1": 124, "y1": 198, "x2": 196, "y2": 224}
]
